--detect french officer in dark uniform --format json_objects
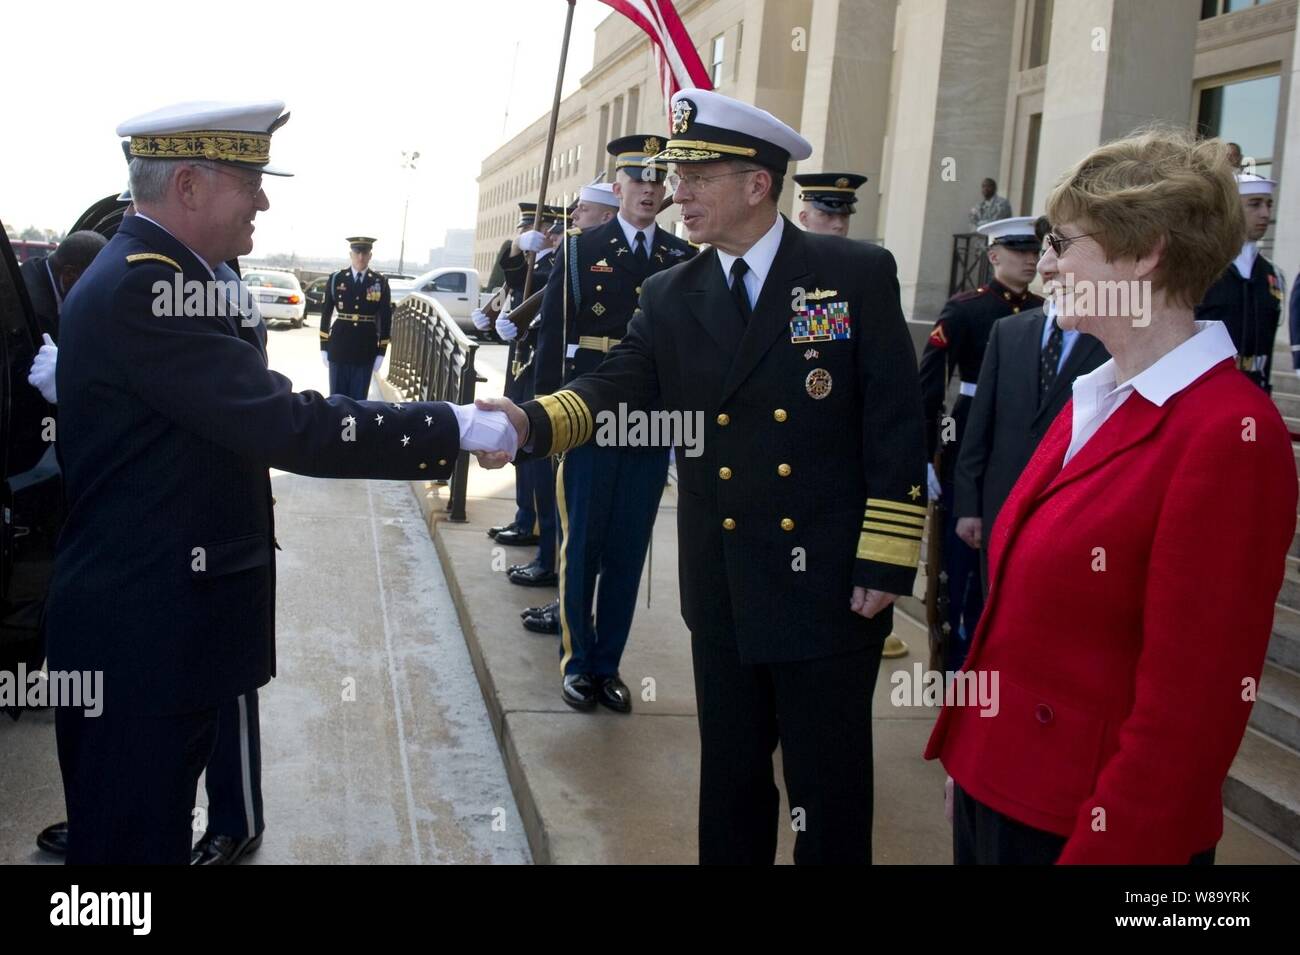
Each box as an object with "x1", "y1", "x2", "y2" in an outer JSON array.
[
  {"x1": 46, "y1": 100, "x2": 511, "y2": 864},
  {"x1": 481, "y1": 89, "x2": 926, "y2": 863},
  {"x1": 918, "y1": 216, "x2": 1042, "y2": 667},
  {"x1": 792, "y1": 172, "x2": 866, "y2": 238},
  {"x1": 320, "y1": 235, "x2": 391, "y2": 400},
  {"x1": 1196, "y1": 173, "x2": 1284, "y2": 391},
  {"x1": 528, "y1": 134, "x2": 696, "y2": 714}
]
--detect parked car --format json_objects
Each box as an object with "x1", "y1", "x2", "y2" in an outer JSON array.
[
  {"x1": 302, "y1": 275, "x2": 329, "y2": 314},
  {"x1": 390, "y1": 267, "x2": 483, "y2": 336},
  {"x1": 242, "y1": 268, "x2": 306, "y2": 328}
]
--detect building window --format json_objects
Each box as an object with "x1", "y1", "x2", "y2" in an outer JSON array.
[
  {"x1": 1202, "y1": 0, "x2": 1277, "y2": 16},
  {"x1": 1024, "y1": 0, "x2": 1053, "y2": 70},
  {"x1": 710, "y1": 34, "x2": 726, "y2": 87},
  {"x1": 1197, "y1": 72, "x2": 1281, "y2": 177}
]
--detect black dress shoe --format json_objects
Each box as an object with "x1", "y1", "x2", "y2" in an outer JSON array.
[
  {"x1": 191, "y1": 831, "x2": 263, "y2": 866},
  {"x1": 508, "y1": 561, "x2": 558, "y2": 587},
  {"x1": 36, "y1": 821, "x2": 67, "y2": 856},
  {"x1": 521, "y1": 599, "x2": 557, "y2": 619},
  {"x1": 596, "y1": 675, "x2": 633, "y2": 713},
  {"x1": 562, "y1": 673, "x2": 598, "y2": 710},
  {"x1": 494, "y1": 526, "x2": 539, "y2": 547},
  {"x1": 522, "y1": 606, "x2": 560, "y2": 634}
]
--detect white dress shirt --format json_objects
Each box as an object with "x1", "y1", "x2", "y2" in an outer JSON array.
[
  {"x1": 1064, "y1": 321, "x2": 1236, "y2": 466},
  {"x1": 616, "y1": 213, "x2": 654, "y2": 257},
  {"x1": 715, "y1": 214, "x2": 784, "y2": 311}
]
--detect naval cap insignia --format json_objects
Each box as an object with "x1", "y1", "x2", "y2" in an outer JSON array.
[
  {"x1": 671, "y1": 98, "x2": 695, "y2": 136},
  {"x1": 836, "y1": 177, "x2": 850, "y2": 188}
]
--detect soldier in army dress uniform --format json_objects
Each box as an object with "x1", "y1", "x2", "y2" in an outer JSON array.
[
  {"x1": 320, "y1": 236, "x2": 390, "y2": 400},
  {"x1": 919, "y1": 216, "x2": 1043, "y2": 669},
  {"x1": 481, "y1": 89, "x2": 927, "y2": 863}
]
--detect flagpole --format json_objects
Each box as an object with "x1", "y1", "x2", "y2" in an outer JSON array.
[{"x1": 522, "y1": 0, "x2": 577, "y2": 301}]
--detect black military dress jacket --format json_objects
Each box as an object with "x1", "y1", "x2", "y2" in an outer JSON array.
[
  {"x1": 499, "y1": 246, "x2": 557, "y2": 401},
  {"x1": 45, "y1": 215, "x2": 460, "y2": 715},
  {"x1": 320, "y1": 267, "x2": 392, "y2": 365},
  {"x1": 1196, "y1": 253, "x2": 1283, "y2": 390},
  {"x1": 532, "y1": 215, "x2": 695, "y2": 398},
  {"x1": 521, "y1": 217, "x2": 927, "y2": 663}
]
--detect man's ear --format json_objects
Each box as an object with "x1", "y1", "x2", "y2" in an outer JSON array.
[
  {"x1": 797, "y1": 208, "x2": 809, "y2": 228},
  {"x1": 174, "y1": 164, "x2": 203, "y2": 211},
  {"x1": 751, "y1": 167, "x2": 774, "y2": 207}
]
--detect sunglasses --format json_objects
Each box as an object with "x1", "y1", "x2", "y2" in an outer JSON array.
[{"x1": 1043, "y1": 231, "x2": 1097, "y2": 257}]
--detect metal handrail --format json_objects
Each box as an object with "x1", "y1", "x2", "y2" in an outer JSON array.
[
  {"x1": 385, "y1": 293, "x2": 479, "y2": 522},
  {"x1": 949, "y1": 232, "x2": 992, "y2": 297}
]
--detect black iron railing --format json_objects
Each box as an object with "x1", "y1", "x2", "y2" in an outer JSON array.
[
  {"x1": 949, "y1": 233, "x2": 991, "y2": 296},
  {"x1": 386, "y1": 294, "x2": 479, "y2": 522}
]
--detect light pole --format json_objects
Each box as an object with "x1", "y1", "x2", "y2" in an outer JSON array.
[{"x1": 398, "y1": 150, "x2": 419, "y2": 274}]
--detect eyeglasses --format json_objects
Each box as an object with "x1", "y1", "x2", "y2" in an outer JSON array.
[
  {"x1": 197, "y1": 162, "x2": 264, "y2": 197},
  {"x1": 1043, "y1": 231, "x2": 1097, "y2": 257},
  {"x1": 666, "y1": 167, "x2": 762, "y2": 192}
]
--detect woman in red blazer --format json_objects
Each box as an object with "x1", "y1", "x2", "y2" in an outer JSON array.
[{"x1": 925, "y1": 127, "x2": 1298, "y2": 864}]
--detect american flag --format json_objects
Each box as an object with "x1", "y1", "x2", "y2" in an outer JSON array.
[{"x1": 595, "y1": 0, "x2": 714, "y2": 121}]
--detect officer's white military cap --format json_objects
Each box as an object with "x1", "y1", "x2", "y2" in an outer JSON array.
[
  {"x1": 655, "y1": 88, "x2": 812, "y2": 172},
  {"x1": 116, "y1": 100, "x2": 292, "y2": 176}
]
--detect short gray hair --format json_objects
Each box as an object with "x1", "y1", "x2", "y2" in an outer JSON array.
[{"x1": 127, "y1": 157, "x2": 224, "y2": 203}]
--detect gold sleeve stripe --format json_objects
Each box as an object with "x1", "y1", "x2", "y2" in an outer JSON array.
[
  {"x1": 862, "y1": 520, "x2": 924, "y2": 539},
  {"x1": 864, "y1": 510, "x2": 926, "y2": 528},
  {"x1": 319, "y1": 332, "x2": 330, "y2": 339},
  {"x1": 125, "y1": 252, "x2": 182, "y2": 270},
  {"x1": 857, "y1": 532, "x2": 921, "y2": 567},
  {"x1": 555, "y1": 391, "x2": 593, "y2": 447},
  {"x1": 537, "y1": 390, "x2": 594, "y2": 453},
  {"x1": 865, "y1": 497, "x2": 927, "y2": 517}
]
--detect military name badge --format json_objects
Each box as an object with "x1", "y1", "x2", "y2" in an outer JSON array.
[
  {"x1": 591, "y1": 258, "x2": 614, "y2": 273},
  {"x1": 805, "y1": 367, "x2": 832, "y2": 399}
]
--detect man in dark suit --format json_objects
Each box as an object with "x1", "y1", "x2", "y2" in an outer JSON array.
[
  {"x1": 19, "y1": 231, "x2": 107, "y2": 339},
  {"x1": 482, "y1": 89, "x2": 926, "y2": 863},
  {"x1": 952, "y1": 297, "x2": 1109, "y2": 598},
  {"x1": 47, "y1": 100, "x2": 507, "y2": 864},
  {"x1": 528, "y1": 134, "x2": 697, "y2": 712}
]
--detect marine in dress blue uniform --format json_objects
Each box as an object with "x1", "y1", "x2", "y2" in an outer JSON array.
[
  {"x1": 1197, "y1": 174, "x2": 1285, "y2": 392},
  {"x1": 918, "y1": 217, "x2": 1042, "y2": 669},
  {"x1": 47, "y1": 101, "x2": 466, "y2": 864},
  {"x1": 531, "y1": 134, "x2": 696, "y2": 712},
  {"x1": 320, "y1": 236, "x2": 391, "y2": 399}
]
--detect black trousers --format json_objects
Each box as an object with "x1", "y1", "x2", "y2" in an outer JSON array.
[
  {"x1": 691, "y1": 631, "x2": 882, "y2": 865},
  {"x1": 953, "y1": 785, "x2": 1217, "y2": 865},
  {"x1": 205, "y1": 690, "x2": 264, "y2": 840},
  {"x1": 57, "y1": 704, "x2": 219, "y2": 864}
]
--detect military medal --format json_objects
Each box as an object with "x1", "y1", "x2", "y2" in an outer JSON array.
[{"x1": 805, "y1": 368, "x2": 832, "y2": 399}]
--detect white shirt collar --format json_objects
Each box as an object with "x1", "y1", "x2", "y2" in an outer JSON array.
[
  {"x1": 132, "y1": 212, "x2": 215, "y2": 279},
  {"x1": 616, "y1": 213, "x2": 655, "y2": 252},
  {"x1": 1233, "y1": 241, "x2": 1259, "y2": 280},
  {"x1": 715, "y1": 214, "x2": 784, "y2": 296}
]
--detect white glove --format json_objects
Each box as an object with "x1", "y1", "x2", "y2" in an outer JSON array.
[
  {"x1": 373, "y1": 355, "x2": 384, "y2": 374},
  {"x1": 451, "y1": 403, "x2": 518, "y2": 459},
  {"x1": 471, "y1": 307, "x2": 491, "y2": 332},
  {"x1": 28, "y1": 334, "x2": 57, "y2": 404},
  {"x1": 495, "y1": 313, "x2": 518, "y2": 341},
  {"x1": 518, "y1": 230, "x2": 546, "y2": 253},
  {"x1": 321, "y1": 352, "x2": 330, "y2": 368},
  {"x1": 927, "y1": 463, "x2": 941, "y2": 500}
]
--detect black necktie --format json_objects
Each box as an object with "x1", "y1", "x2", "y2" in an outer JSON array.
[
  {"x1": 1040, "y1": 318, "x2": 1064, "y2": 397},
  {"x1": 730, "y1": 258, "x2": 751, "y2": 321},
  {"x1": 634, "y1": 231, "x2": 648, "y2": 266}
]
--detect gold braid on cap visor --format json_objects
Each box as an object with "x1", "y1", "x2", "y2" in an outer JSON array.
[{"x1": 129, "y1": 131, "x2": 271, "y2": 165}]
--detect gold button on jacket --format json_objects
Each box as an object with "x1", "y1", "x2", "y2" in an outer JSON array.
[{"x1": 719, "y1": 467, "x2": 732, "y2": 480}]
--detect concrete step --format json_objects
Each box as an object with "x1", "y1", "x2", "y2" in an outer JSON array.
[
  {"x1": 1291, "y1": 519, "x2": 1300, "y2": 558},
  {"x1": 1274, "y1": 389, "x2": 1300, "y2": 420},
  {"x1": 1223, "y1": 728, "x2": 1300, "y2": 854},
  {"x1": 1275, "y1": 368, "x2": 1300, "y2": 397},
  {"x1": 1272, "y1": 605, "x2": 1300, "y2": 671},
  {"x1": 1255, "y1": 663, "x2": 1300, "y2": 752},
  {"x1": 1281, "y1": 557, "x2": 1300, "y2": 607}
]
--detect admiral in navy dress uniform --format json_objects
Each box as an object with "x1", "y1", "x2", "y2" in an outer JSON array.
[
  {"x1": 918, "y1": 216, "x2": 1042, "y2": 668},
  {"x1": 1196, "y1": 173, "x2": 1284, "y2": 391},
  {"x1": 793, "y1": 172, "x2": 866, "y2": 238},
  {"x1": 488, "y1": 89, "x2": 927, "y2": 863},
  {"x1": 529, "y1": 134, "x2": 696, "y2": 714},
  {"x1": 45, "y1": 100, "x2": 509, "y2": 864},
  {"x1": 320, "y1": 235, "x2": 391, "y2": 400}
]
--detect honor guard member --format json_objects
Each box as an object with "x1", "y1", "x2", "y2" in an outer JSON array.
[
  {"x1": 320, "y1": 236, "x2": 391, "y2": 400},
  {"x1": 499, "y1": 215, "x2": 564, "y2": 584},
  {"x1": 528, "y1": 133, "x2": 696, "y2": 713},
  {"x1": 46, "y1": 100, "x2": 509, "y2": 864},
  {"x1": 491, "y1": 89, "x2": 927, "y2": 863},
  {"x1": 919, "y1": 215, "x2": 1042, "y2": 668},
  {"x1": 1196, "y1": 173, "x2": 1284, "y2": 391},
  {"x1": 484, "y1": 203, "x2": 564, "y2": 548},
  {"x1": 793, "y1": 172, "x2": 866, "y2": 238}
]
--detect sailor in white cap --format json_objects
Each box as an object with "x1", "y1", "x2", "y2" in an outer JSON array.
[
  {"x1": 44, "y1": 100, "x2": 514, "y2": 864},
  {"x1": 478, "y1": 87, "x2": 928, "y2": 864},
  {"x1": 571, "y1": 181, "x2": 619, "y2": 230},
  {"x1": 1195, "y1": 173, "x2": 1285, "y2": 390}
]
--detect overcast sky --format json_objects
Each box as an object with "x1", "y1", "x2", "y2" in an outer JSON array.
[{"x1": 2, "y1": 0, "x2": 610, "y2": 260}]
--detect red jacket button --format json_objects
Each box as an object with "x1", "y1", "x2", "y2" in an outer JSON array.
[{"x1": 1035, "y1": 703, "x2": 1054, "y2": 724}]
